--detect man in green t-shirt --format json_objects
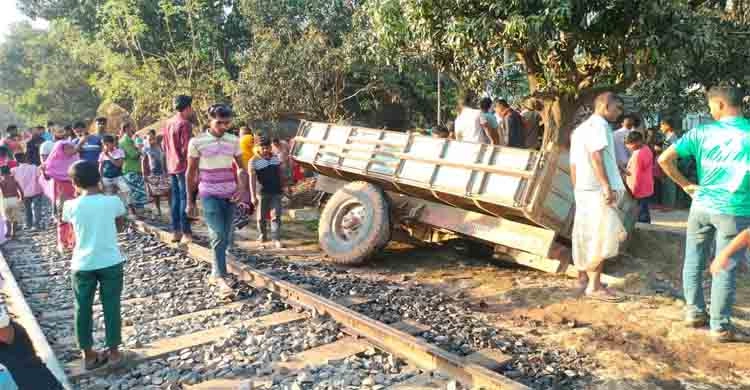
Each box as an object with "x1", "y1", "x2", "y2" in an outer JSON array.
[{"x1": 659, "y1": 85, "x2": 750, "y2": 342}]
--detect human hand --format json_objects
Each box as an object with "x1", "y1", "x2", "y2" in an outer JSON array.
[
  {"x1": 683, "y1": 184, "x2": 699, "y2": 198},
  {"x1": 602, "y1": 187, "x2": 617, "y2": 206},
  {"x1": 230, "y1": 191, "x2": 246, "y2": 204},
  {"x1": 710, "y1": 255, "x2": 731, "y2": 275},
  {"x1": 185, "y1": 202, "x2": 198, "y2": 219}
]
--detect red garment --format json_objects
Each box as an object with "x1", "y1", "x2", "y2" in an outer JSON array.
[
  {"x1": 162, "y1": 114, "x2": 192, "y2": 175},
  {"x1": 54, "y1": 180, "x2": 76, "y2": 250},
  {"x1": 626, "y1": 145, "x2": 655, "y2": 199},
  {"x1": 292, "y1": 161, "x2": 304, "y2": 183},
  {"x1": 1, "y1": 138, "x2": 21, "y2": 154}
]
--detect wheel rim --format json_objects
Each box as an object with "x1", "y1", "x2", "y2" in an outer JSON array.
[{"x1": 332, "y1": 200, "x2": 366, "y2": 242}]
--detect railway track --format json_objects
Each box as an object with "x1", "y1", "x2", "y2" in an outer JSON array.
[{"x1": 1, "y1": 220, "x2": 536, "y2": 390}]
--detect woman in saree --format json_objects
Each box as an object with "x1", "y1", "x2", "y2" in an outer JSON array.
[
  {"x1": 40, "y1": 134, "x2": 79, "y2": 254},
  {"x1": 119, "y1": 123, "x2": 147, "y2": 218}
]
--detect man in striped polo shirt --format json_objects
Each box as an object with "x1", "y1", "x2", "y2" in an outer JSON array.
[{"x1": 185, "y1": 104, "x2": 248, "y2": 292}]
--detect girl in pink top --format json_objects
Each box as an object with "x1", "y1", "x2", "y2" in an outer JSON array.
[
  {"x1": 41, "y1": 138, "x2": 79, "y2": 253},
  {"x1": 625, "y1": 131, "x2": 654, "y2": 223},
  {"x1": 11, "y1": 153, "x2": 44, "y2": 229}
]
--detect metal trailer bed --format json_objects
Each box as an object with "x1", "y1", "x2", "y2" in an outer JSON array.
[{"x1": 291, "y1": 121, "x2": 636, "y2": 276}]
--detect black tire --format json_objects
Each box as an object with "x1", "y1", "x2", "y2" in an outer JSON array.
[{"x1": 318, "y1": 181, "x2": 391, "y2": 265}]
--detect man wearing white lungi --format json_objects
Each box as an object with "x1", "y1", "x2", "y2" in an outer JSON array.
[{"x1": 570, "y1": 92, "x2": 626, "y2": 302}]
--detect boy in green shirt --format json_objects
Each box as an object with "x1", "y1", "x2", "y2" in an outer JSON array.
[{"x1": 62, "y1": 161, "x2": 128, "y2": 369}]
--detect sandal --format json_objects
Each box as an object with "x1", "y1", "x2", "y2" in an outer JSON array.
[
  {"x1": 82, "y1": 352, "x2": 109, "y2": 371},
  {"x1": 585, "y1": 288, "x2": 625, "y2": 303}
]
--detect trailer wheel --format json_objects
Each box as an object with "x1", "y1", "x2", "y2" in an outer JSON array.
[{"x1": 318, "y1": 181, "x2": 391, "y2": 265}]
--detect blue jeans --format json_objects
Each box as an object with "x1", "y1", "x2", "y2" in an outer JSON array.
[
  {"x1": 638, "y1": 197, "x2": 651, "y2": 223},
  {"x1": 202, "y1": 196, "x2": 235, "y2": 277},
  {"x1": 170, "y1": 174, "x2": 191, "y2": 234},
  {"x1": 684, "y1": 206, "x2": 750, "y2": 331},
  {"x1": 24, "y1": 195, "x2": 43, "y2": 228}
]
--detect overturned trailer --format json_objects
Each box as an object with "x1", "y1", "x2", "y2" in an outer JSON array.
[{"x1": 291, "y1": 121, "x2": 636, "y2": 276}]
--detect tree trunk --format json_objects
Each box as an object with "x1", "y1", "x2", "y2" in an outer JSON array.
[{"x1": 539, "y1": 94, "x2": 579, "y2": 149}]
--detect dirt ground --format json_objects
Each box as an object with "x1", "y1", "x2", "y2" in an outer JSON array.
[{"x1": 148, "y1": 204, "x2": 750, "y2": 390}]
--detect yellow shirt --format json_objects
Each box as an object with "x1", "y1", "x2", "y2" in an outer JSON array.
[{"x1": 239, "y1": 134, "x2": 255, "y2": 169}]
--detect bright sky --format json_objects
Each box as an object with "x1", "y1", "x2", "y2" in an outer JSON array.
[{"x1": 0, "y1": 0, "x2": 49, "y2": 42}]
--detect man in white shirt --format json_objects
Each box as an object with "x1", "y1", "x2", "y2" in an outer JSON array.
[
  {"x1": 569, "y1": 92, "x2": 626, "y2": 303},
  {"x1": 454, "y1": 96, "x2": 485, "y2": 144},
  {"x1": 613, "y1": 114, "x2": 636, "y2": 170}
]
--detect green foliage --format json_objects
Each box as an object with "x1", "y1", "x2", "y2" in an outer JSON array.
[
  {"x1": 363, "y1": 0, "x2": 750, "y2": 115},
  {"x1": 0, "y1": 22, "x2": 100, "y2": 125},
  {"x1": 232, "y1": 28, "x2": 349, "y2": 122},
  {"x1": 54, "y1": 0, "x2": 246, "y2": 126},
  {"x1": 17, "y1": 0, "x2": 100, "y2": 33},
  {"x1": 232, "y1": 0, "x2": 451, "y2": 128},
  {"x1": 9, "y1": 0, "x2": 750, "y2": 133},
  {"x1": 231, "y1": 0, "x2": 355, "y2": 122},
  {"x1": 9, "y1": 0, "x2": 457, "y2": 130},
  {"x1": 0, "y1": 104, "x2": 25, "y2": 131}
]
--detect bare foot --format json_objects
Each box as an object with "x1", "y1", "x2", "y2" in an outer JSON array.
[{"x1": 575, "y1": 274, "x2": 588, "y2": 296}]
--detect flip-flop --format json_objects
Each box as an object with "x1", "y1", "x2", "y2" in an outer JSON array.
[
  {"x1": 586, "y1": 289, "x2": 625, "y2": 303},
  {"x1": 83, "y1": 352, "x2": 109, "y2": 371}
]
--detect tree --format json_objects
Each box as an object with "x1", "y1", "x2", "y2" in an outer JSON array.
[
  {"x1": 0, "y1": 104, "x2": 25, "y2": 133},
  {"x1": 232, "y1": 0, "x2": 455, "y2": 128},
  {"x1": 363, "y1": 0, "x2": 750, "y2": 144},
  {"x1": 0, "y1": 22, "x2": 100, "y2": 125},
  {"x1": 14, "y1": 0, "x2": 464, "y2": 130},
  {"x1": 53, "y1": 0, "x2": 250, "y2": 127},
  {"x1": 17, "y1": 0, "x2": 100, "y2": 33},
  {"x1": 232, "y1": 29, "x2": 350, "y2": 122}
]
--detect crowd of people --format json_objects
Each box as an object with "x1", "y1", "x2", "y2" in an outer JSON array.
[
  {"x1": 0, "y1": 95, "x2": 299, "y2": 374},
  {"x1": 435, "y1": 95, "x2": 544, "y2": 149},
  {"x1": 571, "y1": 86, "x2": 750, "y2": 344},
  {"x1": 0, "y1": 86, "x2": 747, "y2": 385},
  {"x1": 435, "y1": 94, "x2": 694, "y2": 227}
]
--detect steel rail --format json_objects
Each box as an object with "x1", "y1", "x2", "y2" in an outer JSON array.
[
  {"x1": 0, "y1": 246, "x2": 72, "y2": 389},
  {"x1": 133, "y1": 220, "x2": 530, "y2": 390}
]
